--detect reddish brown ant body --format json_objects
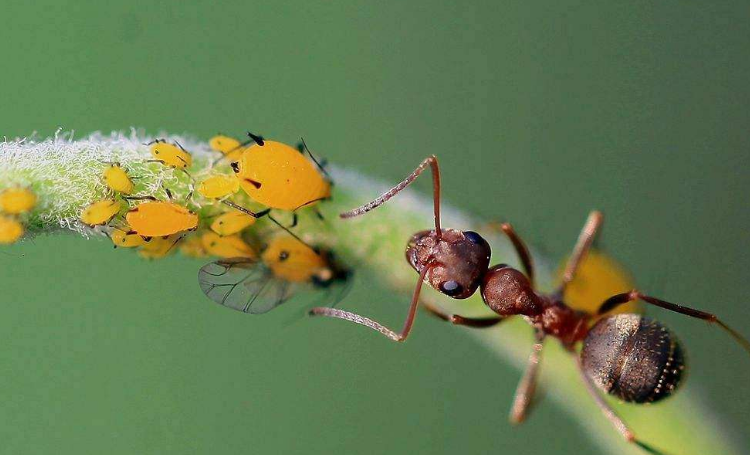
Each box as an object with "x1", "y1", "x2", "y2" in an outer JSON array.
[{"x1": 309, "y1": 155, "x2": 750, "y2": 455}]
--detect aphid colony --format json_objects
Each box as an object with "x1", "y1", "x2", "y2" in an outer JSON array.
[
  {"x1": 0, "y1": 187, "x2": 36, "y2": 244},
  {"x1": 69, "y1": 133, "x2": 333, "y2": 261}
]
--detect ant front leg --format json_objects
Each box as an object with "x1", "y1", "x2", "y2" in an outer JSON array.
[
  {"x1": 558, "y1": 210, "x2": 603, "y2": 295},
  {"x1": 309, "y1": 265, "x2": 432, "y2": 342},
  {"x1": 509, "y1": 334, "x2": 544, "y2": 425},
  {"x1": 598, "y1": 290, "x2": 750, "y2": 355},
  {"x1": 421, "y1": 301, "x2": 504, "y2": 328},
  {"x1": 487, "y1": 222, "x2": 535, "y2": 287},
  {"x1": 573, "y1": 353, "x2": 671, "y2": 455}
]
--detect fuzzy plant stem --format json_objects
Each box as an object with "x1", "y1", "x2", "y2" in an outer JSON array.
[{"x1": 0, "y1": 131, "x2": 741, "y2": 455}]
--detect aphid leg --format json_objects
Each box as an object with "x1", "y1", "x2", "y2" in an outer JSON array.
[
  {"x1": 598, "y1": 290, "x2": 750, "y2": 356},
  {"x1": 558, "y1": 210, "x2": 603, "y2": 294},
  {"x1": 292, "y1": 196, "x2": 329, "y2": 212},
  {"x1": 144, "y1": 139, "x2": 165, "y2": 146},
  {"x1": 164, "y1": 187, "x2": 174, "y2": 200},
  {"x1": 309, "y1": 265, "x2": 431, "y2": 342},
  {"x1": 297, "y1": 138, "x2": 332, "y2": 181},
  {"x1": 173, "y1": 140, "x2": 186, "y2": 152},
  {"x1": 289, "y1": 213, "x2": 298, "y2": 228},
  {"x1": 124, "y1": 195, "x2": 158, "y2": 202},
  {"x1": 509, "y1": 335, "x2": 544, "y2": 425},
  {"x1": 497, "y1": 223, "x2": 535, "y2": 287},
  {"x1": 221, "y1": 200, "x2": 313, "y2": 250},
  {"x1": 313, "y1": 207, "x2": 325, "y2": 221},
  {"x1": 341, "y1": 155, "x2": 442, "y2": 238},
  {"x1": 421, "y1": 301, "x2": 504, "y2": 328},
  {"x1": 180, "y1": 168, "x2": 194, "y2": 182},
  {"x1": 574, "y1": 354, "x2": 670, "y2": 455}
]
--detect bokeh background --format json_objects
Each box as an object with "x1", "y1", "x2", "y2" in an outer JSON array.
[{"x1": 1, "y1": 1, "x2": 748, "y2": 454}]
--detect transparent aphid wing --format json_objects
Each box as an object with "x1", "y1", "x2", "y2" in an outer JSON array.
[{"x1": 198, "y1": 257, "x2": 299, "y2": 314}]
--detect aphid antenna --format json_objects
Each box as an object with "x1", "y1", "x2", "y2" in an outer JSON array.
[
  {"x1": 246, "y1": 131, "x2": 265, "y2": 146},
  {"x1": 143, "y1": 138, "x2": 166, "y2": 146},
  {"x1": 297, "y1": 137, "x2": 333, "y2": 182},
  {"x1": 340, "y1": 155, "x2": 442, "y2": 239}
]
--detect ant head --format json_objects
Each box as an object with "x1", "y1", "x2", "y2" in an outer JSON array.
[
  {"x1": 405, "y1": 229, "x2": 490, "y2": 299},
  {"x1": 481, "y1": 264, "x2": 542, "y2": 316}
]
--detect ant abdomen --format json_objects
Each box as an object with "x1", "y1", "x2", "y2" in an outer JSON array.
[{"x1": 581, "y1": 314, "x2": 687, "y2": 404}]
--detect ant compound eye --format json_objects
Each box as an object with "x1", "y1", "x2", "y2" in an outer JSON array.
[
  {"x1": 464, "y1": 231, "x2": 484, "y2": 244},
  {"x1": 230, "y1": 162, "x2": 240, "y2": 173},
  {"x1": 439, "y1": 280, "x2": 463, "y2": 296}
]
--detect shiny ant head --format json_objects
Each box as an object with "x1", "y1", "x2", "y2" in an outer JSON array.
[
  {"x1": 481, "y1": 264, "x2": 543, "y2": 316},
  {"x1": 405, "y1": 229, "x2": 490, "y2": 299}
]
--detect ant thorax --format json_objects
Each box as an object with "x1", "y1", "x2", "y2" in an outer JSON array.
[
  {"x1": 405, "y1": 229, "x2": 490, "y2": 300},
  {"x1": 531, "y1": 297, "x2": 590, "y2": 346}
]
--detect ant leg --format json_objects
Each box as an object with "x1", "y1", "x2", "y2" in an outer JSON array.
[
  {"x1": 597, "y1": 290, "x2": 750, "y2": 355},
  {"x1": 497, "y1": 223, "x2": 535, "y2": 287},
  {"x1": 341, "y1": 155, "x2": 442, "y2": 238},
  {"x1": 510, "y1": 336, "x2": 544, "y2": 425},
  {"x1": 309, "y1": 265, "x2": 431, "y2": 342},
  {"x1": 421, "y1": 302, "x2": 504, "y2": 328},
  {"x1": 574, "y1": 354, "x2": 671, "y2": 455},
  {"x1": 558, "y1": 211, "x2": 603, "y2": 294}
]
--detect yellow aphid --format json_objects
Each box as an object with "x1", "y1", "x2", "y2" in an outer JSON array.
[
  {"x1": 233, "y1": 140, "x2": 330, "y2": 211},
  {"x1": 103, "y1": 164, "x2": 134, "y2": 195},
  {"x1": 81, "y1": 200, "x2": 122, "y2": 226},
  {"x1": 0, "y1": 216, "x2": 24, "y2": 244},
  {"x1": 138, "y1": 235, "x2": 180, "y2": 259},
  {"x1": 262, "y1": 237, "x2": 326, "y2": 282},
  {"x1": 197, "y1": 174, "x2": 240, "y2": 199},
  {"x1": 126, "y1": 201, "x2": 198, "y2": 237},
  {"x1": 0, "y1": 188, "x2": 37, "y2": 214},
  {"x1": 559, "y1": 250, "x2": 640, "y2": 316},
  {"x1": 179, "y1": 235, "x2": 209, "y2": 258},
  {"x1": 110, "y1": 228, "x2": 147, "y2": 248},
  {"x1": 209, "y1": 135, "x2": 246, "y2": 162},
  {"x1": 201, "y1": 232, "x2": 256, "y2": 258},
  {"x1": 210, "y1": 210, "x2": 256, "y2": 236},
  {"x1": 150, "y1": 141, "x2": 193, "y2": 169}
]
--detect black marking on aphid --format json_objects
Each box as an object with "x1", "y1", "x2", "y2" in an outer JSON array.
[{"x1": 244, "y1": 178, "x2": 262, "y2": 189}]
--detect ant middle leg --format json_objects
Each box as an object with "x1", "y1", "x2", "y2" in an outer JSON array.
[
  {"x1": 558, "y1": 210, "x2": 604, "y2": 294},
  {"x1": 309, "y1": 265, "x2": 431, "y2": 342},
  {"x1": 509, "y1": 335, "x2": 544, "y2": 425},
  {"x1": 421, "y1": 301, "x2": 504, "y2": 328},
  {"x1": 495, "y1": 223, "x2": 535, "y2": 287},
  {"x1": 573, "y1": 353, "x2": 671, "y2": 455},
  {"x1": 597, "y1": 290, "x2": 750, "y2": 355}
]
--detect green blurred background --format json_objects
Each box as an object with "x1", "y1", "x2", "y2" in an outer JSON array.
[{"x1": 1, "y1": 1, "x2": 748, "y2": 454}]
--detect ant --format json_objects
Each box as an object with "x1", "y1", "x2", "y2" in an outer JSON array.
[{"x1": 309, "y1": 155, "x2": 750, "y2": 455}]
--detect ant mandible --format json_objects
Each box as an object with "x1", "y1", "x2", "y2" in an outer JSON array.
[{"x1": 309, "y1": 155, "x2": 750, "y2": 455}]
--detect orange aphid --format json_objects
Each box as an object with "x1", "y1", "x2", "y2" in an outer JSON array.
[
  {"x1": 81, "y1": 200, "x2": 122, "y2": 226},
  {"x1": 0, "y1": 188, "x2": 37, "y2": 214},
  {"x1": 210, "y1": 210, "x2": 256, "y2": 236},
  {"x1": 201, "y1": 232, "x2": 255, "y2": 258},
  {"x1": 558, "y1": 250, "x2": 640, "y2": 316},
  {"x1": 232, "y1": 140, "x2": 330, "y2": 211},
  {"x1": 126, "y1": 201, "x2": 198, "y2": 237}
]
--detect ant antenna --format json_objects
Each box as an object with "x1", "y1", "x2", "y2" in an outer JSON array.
[{"x1": 340, "y1": 155, "x2": 442, "y2": 239}]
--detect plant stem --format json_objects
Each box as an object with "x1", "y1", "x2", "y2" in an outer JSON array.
[{"x1": 0, "y1": 131, "x2": 741, "y2": 455}]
